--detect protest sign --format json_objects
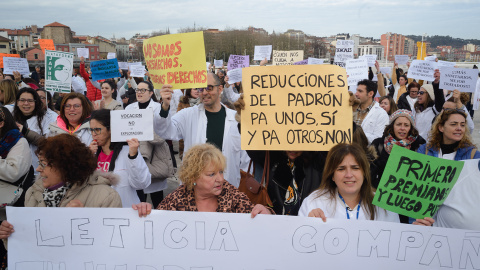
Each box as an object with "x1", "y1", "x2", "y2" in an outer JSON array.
[
  {"x1": 272, "y1": 50, "x2": 304, "y2": 65},
  {"x1": 7, "y1": 207, "x2": 480, "y2": 270},
  {"x1": 206, "y1": 62, "x2": 211, "y2": 70},
  {"x1": 227, "y1": 55, "x2": 249, "y2": 70},
  {"x1": 214, "y1": 59, "x2": 223, "y2": 67},
  {"x1": 38, "y1": 39, "x2": 55, "y2": 53},
  {"x1": 76, "y1": 48, "x2": 89, "y2": 58},
  {"x1": 294, "y1": 59, "x2": 308, "y2": 65},
  {"x1": 373, "y1": 145, "x2": 464, "y2": 219},
  {"x1": 0, "y1": 53, "x2": 20, "y2": 68},
  {"x1": 360, "y1": 54, "x2": 377, "y2": 67},
  {"x1": 130, "y1": 65, "x2": 146, "y2": 78},
  {"x1": 380, "y1": 67, "x2": 392, "y2": 76},
  {"x1": 408, "y1": 60, "x2": 436, "y2": 81},
  {"x1": 3, "y1": 57, "x2": 30, "y2": 76},
  {"x1": 143, "y1": 31, "x2": 207, "y2": 89},
  {"x1": 107, "y1": 52, "x2": 116, "y2": 59},
  {"x1": 90, "y1": 59, "x2": 121, "y2": 81},
  {"x1": 227, "y1": 68, "x2": 242, "y2": 84},
  {"x1": 425, "y1": 55, "x2": 437, "y2": 61},
  {"x1": 333, "y1": 40, "x2": 354, "y2": 68},
  {"x1": 118, "y1": 62, "x2": 129, "y2": 70},
  {"x1": 346, "y1": 58, "x2": 369, "y2": 89},
  {"x1": 253, "y1": 45, "x2": 272, "y2": 61},
  {"x1": 439, "y1": 67, "x2": 478, "y2": 92},
  {"x1": 395, "y1": 55, "x2": 409, "y2": 65},
  {"x1": 45, "y1": 50, "x2": 74, "y2": 93},
  {"x1": 110, "y1": 109, "x2": 154, "y2": 142},
  {"x1": 241, "y1": 65, "x2": 352, "y2": 151},
  {"x1": 308, "y1": 57, "x2": 325, "y2": 65},
  {"x1": 437, "y1": 60, "x2": 456, "y2": 68},
  {"x1": 128, "y1": 62, "x2": 143, "y2": 69}
]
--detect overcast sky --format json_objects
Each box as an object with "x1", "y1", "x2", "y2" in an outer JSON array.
[{"x1": 2, "y1": 0, "x2": 479, "y2": 40}]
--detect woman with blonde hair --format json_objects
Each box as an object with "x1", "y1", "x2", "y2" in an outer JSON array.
[{"x1": 0, "y1": 80, "x2": 19, "y2": 113}]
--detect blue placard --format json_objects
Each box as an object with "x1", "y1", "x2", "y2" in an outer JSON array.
[{"x1": 90, "y1": 59, "x2": 121, "y2": 81}]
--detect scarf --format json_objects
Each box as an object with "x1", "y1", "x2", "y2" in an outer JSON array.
[
  {"x1": 283, "y1": 159, "x2": 301, "y2": 215},
  {"x1": 0, "y1": 129, "x2": 23, "y2": 159},
  {"x1": 42, "y1": 183, "x2": 70, "y2": 207},
  {"x1": 384, "y1": 133, "x2": 417, "y2": 154},
  {"x1": 188, "y1": 97, "x2": 201, "y2": 107}
]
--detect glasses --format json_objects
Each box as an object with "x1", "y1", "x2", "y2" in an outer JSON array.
[
  {"x1": 65, "y1": 104, "x2": 82, "y2": 109},
  {"x1": 135, "y1": 88, "x2": 151, "y2": 94},
  {"x1": 418, "y1": 91, "x2": 426, "y2": 95},
  {"x1": 89, "y1": 127, "x2": 103, "y2": 135},
  {"x1": 38, "y1": 160, "x2": 49, "y2": 170},
  {"x1": 39, "y1": 97, "x2": 46, "y2": 100},
  {"x1": 18, "y1": 98, "x2": 35, "y2": 104},
  {"x1": 198, "y1": 85, "x2": 219, "y2": 93}
]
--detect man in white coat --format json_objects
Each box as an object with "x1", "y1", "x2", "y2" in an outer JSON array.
[
  {"x1": 353, "y1": 79, "x2": 389, "y2": 144},
  {"x1": 156, "y1": 73, "x2": 244, "y2": 187}
]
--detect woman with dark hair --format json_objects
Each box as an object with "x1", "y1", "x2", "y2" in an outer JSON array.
[
  {"x1": 298, "y1": 143, "x2": 401, "y2": 222},
  {"x1": 177, "y1": 88, "x2": 200, "y2": 159},
  {"x1": 379, "y1": 96, "x2": 398, "y2": 116},
  {"x1": 89, "y1": 109, "x2": 151, "y2": 207},
  {"x1": 36, "y1": 88, "x2": 56, "y2": 112},
  {"x1": 0, "y1": 80, "x2": 19, "y2": 112},
  {"x1": 13, "y1": 88, "x2": 57, "y2": 172},
  {"x1": 397, "y1": 81, "x2": 420, "y2": 111},
  {"x1": 48, "y1": 92, "x2": 93, "y2": 146},
  {"x1": 0, "y1": 107, "x2": 34, "y2": 203},
  {"x1": 125, "y1": 81, "x2": 174, "y2": 208},
  {"x1": 94, "y1": 81, "x2": 123, "y2": 110},
  {"x1": 371, "y1": 110, "x2": 426, "y2": 188}
]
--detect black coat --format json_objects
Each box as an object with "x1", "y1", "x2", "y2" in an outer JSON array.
[
  {"x1": 246, "y1": 150, "x2": 327, "y2": 215},
  {"x1": 371, "y1": 135, "x2": 426, "y2": 188},
  {"x1": 397, "y1": 92, "x2": 412, "y2": 111}
]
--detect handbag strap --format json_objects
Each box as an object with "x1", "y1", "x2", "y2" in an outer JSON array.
[
  {"x1": 247, "y1": 159, "x2": 255, "y2": 175},
  {"x1": 261, "y1": 151, "x2": 270, "y2": 188}
]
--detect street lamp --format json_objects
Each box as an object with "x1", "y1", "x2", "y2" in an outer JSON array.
[
  {"x1": 420, "y1": 33, "x2": 427, "y2": 60},
  {"x1": 385, "y1": 32, "x2": 390, "y2": 65}
]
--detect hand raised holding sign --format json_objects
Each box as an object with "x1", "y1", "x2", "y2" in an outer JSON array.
[
  {"x1": 13, "y1": 71, "x2": 22, "y2": 82},
  {"x1": 0, "y1": 220, "x2": 14, "y2": 240},
  {"x1": 233, "y1": 93, "x2": 245, "y2": 119},
  {"x1": 80, "y1": 56, "x2": 85, "y2": 63},
  {"x1": 160, "y1": 84, "x2": 174, "y2": 111},
  {"x1": 434, "y1": 69, "x2": 440, "y2": 83},
  {"x1": 127, "y1": 138, "x2": 140, "y2": 157},
  {"x1": 412, "y1": 217, "x2": 435, "y2": 226},
  {"x1": 132, "y1": 202, "x2": 152, "y2": 217},
  {"x1": 260, "y1": 57, "x2": 268, "y2": 66},
  {"x1": 374, "y1": 60, "x2": 380, "y2": 73}
]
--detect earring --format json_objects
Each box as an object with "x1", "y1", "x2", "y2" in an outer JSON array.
[{"x1": 193, "y1": 182, "x2": 196, "y2": 186}]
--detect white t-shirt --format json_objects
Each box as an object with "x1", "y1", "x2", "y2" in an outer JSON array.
[
  {"x1": 298, "y1": 190, "x2": 400, "y2": 222},
  {"x1": 434, "y1": 159, "x2": 480, "y2": 230}
]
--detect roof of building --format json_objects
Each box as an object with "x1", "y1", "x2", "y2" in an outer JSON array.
[
  {"x1": 0, "y1": 36, "x2": 9, "y2": 42},
  {"x1": 44, "y1": 22, "x2": 70, "y2": 28}
]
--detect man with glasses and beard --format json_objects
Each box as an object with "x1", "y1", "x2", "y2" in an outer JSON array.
[{"x1": 158, "y1": 73, "x2": 245, "y2": 187}]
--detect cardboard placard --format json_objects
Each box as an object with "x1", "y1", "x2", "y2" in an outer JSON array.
[
  {"x1": 3, "y1": 57, "x2": 30, "y2": 75},
  {"x1": 76, "y1": 48, "x2": 89, "y2": 58},
  {"x1": 45, "y1": 50, "x2": 74, "y2": 93},
  {"x1": 253, "y1": 45, "x2": 272, "y2": 61},
  {"x1": 227, "y1": 68, "x2": 242, "y2": 84},
  {"x1": 0, "y1": 53, "x2": 20, "y2": 68},
  {"x1": 439, "y1": 67, "x2": 478, "y2": 92},
  {"x1": 408, "y1": 60, "x2": 436, "y2": 81},
  {"x1": 90, "y1": 59, "x2": 121, "y2": 81},
  {"x1": 333, "y1": 40, "x2": 354, "y2": 68},
  {"x1": 110, "y1": 109, "x2": 154, "y2": 142},
  {"x1": 38, "y1": 39, "x2": 55, "y2": 53},
  {"x1": 241, "y1": 65, "x2": 352, "y2": 151},
  {"x1": 395, "y1": 55, "x2": 409, "y2": 65},
  {"x1": 272, "y1": 50, "x2": 304, "y2": 66},
  {"x1": 227, "y1": 55, "x2": 249, "y2": 71}
]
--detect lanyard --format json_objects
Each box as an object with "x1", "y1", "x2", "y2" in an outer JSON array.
[{"x1": 338, "y1": 193, "x2": 361, "y2": 220}]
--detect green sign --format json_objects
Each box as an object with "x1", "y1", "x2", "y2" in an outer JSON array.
[
  {"x1": 45, "y1": 50, "x2": 74, "y2": 93},
  {"x1": 373, "y1": 145, "x2": 464, "y2": 219}
]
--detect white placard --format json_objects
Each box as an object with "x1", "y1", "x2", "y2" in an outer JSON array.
[
  {"x1": 130, "y1": 65, "x2": 146, "y2": 78},
  {"x1": 395, "y1": 55, "x2": 409, "y2": 65},
  {"x1": 107, "y1": 52, "x2": 116, "y2": 59},
  {"x1": 360, "y1": 54, "x2": 377, "y2": 67},
  {"x1": 408, "y1": 60, "x2": 436, "y2": 81},
  {"x1": 253, "y1": 45, "x2": 273, "y2": 61},
  {"x1": 110, "y1": 108, "x2": 154, "y2": 142},
  {"x1": 424, "y1": 55, "x2": 437, "y2": 62},
  {"x1": 307, "y1": 57, "x2": 324, "y2": 65},
  {"x1": 7, "y1": 207, "x2": 480, "y2": 270},
  {"x1": 118, "y1": 62, "x2": 129, "y2": 70},
  {"x1": 439, "y1": 67, "x2": 478, "y2": 92},
  {"x1": 380, "y1": 67, "x2": 392, "y2": 76},
  {"x1": 333, "y1": 40, "x2": 354, "y2": 68},
  {"x1": 3, "y1": 57, "x2": 30, "y2": 75},
  {"x1": 214, "y1": 59, "x2": 223, "y2": 67},
  {"x1": 437, "y1": 60, "x2": 456, "y2": 68},
  {"x1": 76, "y1": 48, "x2": 89, "y2": 58},
  {"x1": 227, "y1": 68, "x2": 242, "y2": 84},
  {"x1": 346, "y1": 58, "x2": 369, "y2": 88},
  {"x1": 128, "y1": 62, "x2": 142, "y2": 69},
  {"x1": 206, "y1": 62, "x2": 211, "y2": 70}
]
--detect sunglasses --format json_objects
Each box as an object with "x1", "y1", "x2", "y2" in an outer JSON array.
[
  {"x1": 418, "y1": 91, "x2": 426, "y2": 95},
  {"x1": 198, "y1": 85, "x2": 219, "y2": 93}
]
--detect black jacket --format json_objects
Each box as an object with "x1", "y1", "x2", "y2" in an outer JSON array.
[
  {"x1": 246, "y1": 150, "x2": 327, "y2": 215},
  {"x1": 397, "y1": 92, "x2": 412, "y2": 111}
]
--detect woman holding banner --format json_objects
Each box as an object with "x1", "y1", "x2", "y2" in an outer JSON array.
[
  {"x1": 371, "y1": 110, "x2": 426, "y2": 188},
  {"x1": 48, "y1": 92, "x2": 93, "y2": 146},
  {"x1": 133, "y1": 143, "x2": 273, "y2": 217},
  {"x1": 88, "y1": 109, "x2": 151, "y2": 207}
]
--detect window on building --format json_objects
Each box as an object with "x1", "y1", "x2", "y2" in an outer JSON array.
[
  {"x1": 0, "y1": 45, "x2": 6, "y2": 49},
  {"x1": 90, "y1": 47, "x2": 94, "y2": 52},
  {"x1": 34, "y1": 53, "x2": 38, "y2": 59}
]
